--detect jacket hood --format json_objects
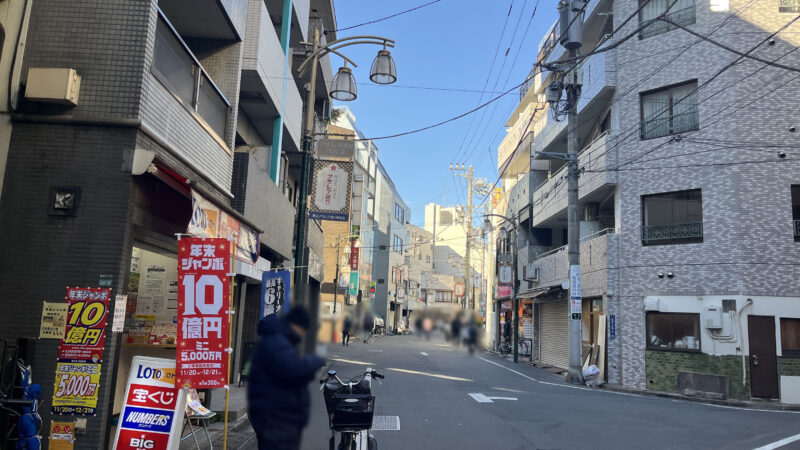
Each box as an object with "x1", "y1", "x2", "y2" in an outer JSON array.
[{"x1": 258, "y1": 315, "x2": 300, "y2": 344}]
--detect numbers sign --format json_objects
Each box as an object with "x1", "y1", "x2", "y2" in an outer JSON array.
[{"x1": 176, "y1": 238, "x2": 231, "y2": 388}]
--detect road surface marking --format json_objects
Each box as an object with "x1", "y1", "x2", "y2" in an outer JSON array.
[
  {"x1": 469, "y1": 393, "x2": 518, "y2": 403},
  {"x1": 469, "y1": 393, "x2": 492, "y2": 403},
  {"x1": 367, "y1": 349, "x2": 383, "y2": 352},
  {"x1": 753, "y1": 432, "x2": 800, "y2": 450},
  {"x1": 386, "y1": 367, "x2": 472, "y2": 382},
  {"x1": 492, "y1": 387, "x2": 525, "y2": 393},
  {"x1": 420, "y1": 352, "x2": 429, "y2": 356},
  {"x1": 330, "y1": 357, "x2": 374, "y2": 365},
  {"x1": 480, "y1": 357, "x2": 539, "y2": 382},
  {"x1": 372, "y1": 415, "x2": 401, "y2": 431}
]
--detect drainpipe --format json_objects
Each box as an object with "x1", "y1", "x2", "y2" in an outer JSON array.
[
  {"x1": 738, "y1": 298, "x2": 754, "y2": 386},
  {"x1": 270, "y1": 0, "x2": 293, "y2": 183}
]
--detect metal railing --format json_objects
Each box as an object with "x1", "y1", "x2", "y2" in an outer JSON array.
[
  {"x1": 531, "y1": 228, "x2": 617, "y2": 262},
  {"x1": 152, "y1": 10, "x2": 231, "y2": 140},
  {"x1": 642, "y1": 222, "x2": 703, "y2": 243}
]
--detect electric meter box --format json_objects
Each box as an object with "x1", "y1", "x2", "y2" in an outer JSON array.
[{"x1": 704, "y1": 305, "x2": 723, "y2": 329}]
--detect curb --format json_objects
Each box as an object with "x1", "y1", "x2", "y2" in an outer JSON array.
[{"x1": 601, "y1": 384, "x2": 800, "y2": 411}]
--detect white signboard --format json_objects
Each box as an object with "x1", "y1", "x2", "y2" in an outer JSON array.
[
  {"x1": 498, "y1": 262, "x2": 512, "y2": 285},
  {"x1": 112, "y1": 356, "x2": 186, "y2": 450},
  {"x1": 112, "y1": 295, "x2": 127, "y2": 333},
  {"x1": 569, "y1": 265, "x2": 581, "y2": 315},
  {"x1": 309, "y1": 160, "x2": 353, "y2": 222}
]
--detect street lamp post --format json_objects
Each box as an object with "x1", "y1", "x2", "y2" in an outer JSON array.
[
  {"x1": 483, "y1": 214, "x2": 520, "y2": 363},
  {"x1": 293, "y1": 27, "x2": 397, "y2": 314}
]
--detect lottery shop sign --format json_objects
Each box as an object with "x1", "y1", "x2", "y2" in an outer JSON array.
[
  {"x1": 176, "y1": 237, "x2": 231, "y2": 389},
  {"x1": 59, "y1": 287, "x2": 110, "y2": 363},
  {"x1": 112, "y1": 356, "x2": 185, "y2": 450},
  {"x1": 51, "y1": 362, "x2": 101, "y2": 415}
]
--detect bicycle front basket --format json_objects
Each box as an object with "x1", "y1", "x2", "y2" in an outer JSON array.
[{"x1": 327, "y1": 394, "x2": 375, "y2": 431}]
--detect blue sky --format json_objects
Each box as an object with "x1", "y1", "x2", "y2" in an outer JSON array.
[{"x1": 330, "y1": 0, "x2": 558, "y2": 227}]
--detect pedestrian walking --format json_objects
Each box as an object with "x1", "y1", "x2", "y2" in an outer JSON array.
[
  {"x1": 342, "y1": 315, "x2": 353, "y2": 346},
  {"x1": 451, "y1": 315, "x2": 461, "y2": 346},
  {"x1": 247, "y1": 307, "x2": 325, "y2": 450},
  {"x1": 363, "y1": 312, "x2": 375, "y2": 343}
]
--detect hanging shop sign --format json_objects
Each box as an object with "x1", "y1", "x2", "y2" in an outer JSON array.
[
  {"x1": 58, "y1": 287, "x2": 110, "y2": 363},
  {"x1": 51, "y1": 362, "x2": 102, "y2": 415},
  {"x1": 176, "y1": 237, "x2": 231, "y2": 389},
  {"x1": 609, "y1": 314, "x2": 616, "y2": 340},
  {"x1": 349, "y1": 272, "x2": 360, "y2": 297},
  {"x1": 316, "y1": 138, "x2": 356, "y2": 160},
  {"x1": 497, "y1": 285, "x2": 512, "y2": 299},
  {"x1": 219, "y1": 212, "x2": 260, "y2": 264},
  {"x1": 262, "y1": 270, "x2": 291, "y2": 317},
  {"x1": 40, "y1": 302, "x2": 68, "y2": 339},
  {"x1": 112, "y1": 356, "x2": 185, "y2": 450},
  {"x1": 309, "y1": 160, "x2": 353, "y2": 222},
  {"x1": 454, "y1": 283, "x2": 465, "y2": 297},
  {"x1": 491, "y1": 187, "x2": 504, "y2": 209},
  {"x1": 188, "y1": 189, "x2": 220, "y2": 238},
  {"x1": 498, "y1": 260, "x2": 513, "y2": 285},
  {"x1": 349, "y1": 243, "x2": 360, "y2": 270}
]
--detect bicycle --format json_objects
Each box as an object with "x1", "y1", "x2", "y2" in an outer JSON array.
[
  {"x1": 320, "y1": 368, "x2": 384, "y2": 450},
  {"x1": 497, "y1": 339, "x2": 512, "y2": 357}
]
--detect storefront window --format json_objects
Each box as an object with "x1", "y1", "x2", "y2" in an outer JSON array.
[
  {"x1": 781, "y1": 318, "x2": 800, "y2": 357},
  {"x1": 124, "y1": 246, "x2": 179, "y2": 345},
  {"x1": 646, "y1": 312, "x2": 701, "y2": 351}
]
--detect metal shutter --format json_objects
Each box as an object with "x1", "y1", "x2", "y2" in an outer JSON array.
[{"x1": 539, "y1": 301, "x2": 569, "y2": 369}]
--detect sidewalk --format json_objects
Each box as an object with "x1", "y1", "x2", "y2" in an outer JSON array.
[{"x1": 179, "y1": 386, "x2": 255, "y2": 450}]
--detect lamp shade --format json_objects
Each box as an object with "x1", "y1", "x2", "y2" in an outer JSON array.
[
  {"x1": 482, "y1": 218, "x2": 493, "y2": 235},
  {"x1": 498, "y1": 227, "x2": 508, "y2": 240},
  {"x1": 331, "y1": 66, "x2": 357, "y2": 101},
  {"x1": 369, "y1": 50, "x2": 397, "y2": 84}
]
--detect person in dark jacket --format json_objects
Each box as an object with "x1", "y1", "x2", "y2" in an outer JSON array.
[
  {"x1": 247, "y1": 307, "x2": 325, "y2": 450},
  {"x1": 342, "y1": 315, "x2": 353, "y2": 346},
  {"x1": 362, "y1": 312, "x2": 375, "y2": 343}
]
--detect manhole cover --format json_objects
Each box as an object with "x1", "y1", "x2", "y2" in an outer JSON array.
[{"x1": 372, "y1": 415, "x2": 400, "y2": 431}]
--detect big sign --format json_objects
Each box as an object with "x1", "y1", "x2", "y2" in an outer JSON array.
[
  {"x1": 176, "y1": 237, "x2": 231, "y2": 388},
  {"x1": 59, "y1": 287, "x2": 110, "y2": 363},
  {"x1": 112, "y1": 356, "x2": 185, "y2": 450}
]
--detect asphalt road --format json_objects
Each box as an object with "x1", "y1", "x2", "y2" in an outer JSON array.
[{"x1": 244, "y1": 334, "x2": 800, "y2": 450}]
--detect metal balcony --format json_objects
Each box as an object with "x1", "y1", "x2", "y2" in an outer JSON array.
[{"x1": 641, "y1": 222, "x2": 703, "y2": 244}]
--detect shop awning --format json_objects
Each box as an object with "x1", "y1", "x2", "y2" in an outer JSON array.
[{"x1": 517, "y1": 286, "x2": 564, "y2": 300}]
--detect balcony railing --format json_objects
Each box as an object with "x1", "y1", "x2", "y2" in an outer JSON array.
[
  {"x1": 153, "y1": 11, "x2": 230, "y2": 140},
  {"x1": 795, "y1": 220, "x2": 800, "y2": 238},
  {"x1": 642, "y1": 222, "x2": 703, "y2": 244}
]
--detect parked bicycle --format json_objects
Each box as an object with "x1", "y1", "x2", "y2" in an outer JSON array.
[{"x1": 320, "y1": 368, "x2": 384, "y2": 450}]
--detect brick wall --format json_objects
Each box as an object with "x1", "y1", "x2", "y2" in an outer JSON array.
[
  {"x1": 780, "y1": 357, "x2": 800, "y2": 377},
  {"x1": 613, "y1": 1, "x2": 800, "y2": 389},
  {"x1": 645, "y1": 350, "x2": 751, "y2": 400}
]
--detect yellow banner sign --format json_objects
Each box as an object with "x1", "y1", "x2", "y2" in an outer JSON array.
[{"x1": 51, "y1": 362, "x2": 101, "y2": 415}]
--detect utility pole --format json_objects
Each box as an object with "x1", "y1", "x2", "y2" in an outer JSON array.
[
  {"x1": 558, "y1": 0, "x2": 586, "y2": 385},
  {"x1": 451, "y1": 164, "x2": 491, "y2": 311}
]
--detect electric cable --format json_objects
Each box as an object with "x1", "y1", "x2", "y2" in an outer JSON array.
[{"x1": 331, "y1": 0, "x2": 444, "y2": 34}]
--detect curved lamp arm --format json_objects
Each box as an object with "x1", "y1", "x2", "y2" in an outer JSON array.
[{"x1": 297, "y1": 35, "x2": 395, "y2": 77}]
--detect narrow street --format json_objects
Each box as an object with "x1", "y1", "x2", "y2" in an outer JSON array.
[{"x1": 233, "y1": 334, "x2": 800, "y2": 450}]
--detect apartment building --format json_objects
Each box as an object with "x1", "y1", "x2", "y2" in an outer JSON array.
[
  {"x1": 0, "y1": 0, "x2": 334, "y2": 444},
  {"x1": 495, "y1": 0, "x2": 800, "y2": 403}
]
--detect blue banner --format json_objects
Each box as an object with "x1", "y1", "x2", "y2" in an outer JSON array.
[
  {"x1": 262, "y1": 270, "x2": 291, "y2": 317},
  {"x1": 120, "y1": 406, "x2": 174, "y2": 433},
  {"x1": 609, "y1": 314, "x2": 616, "y2": 340}
]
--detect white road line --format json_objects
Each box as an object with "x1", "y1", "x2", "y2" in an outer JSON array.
[
  {"x1": 753, "y1": 432, "x2": 800, "y2": 450},
  {"x1": 367, "y1": 349, "x2": 383, "y2": 352},
  {"x1": 479, "y1": 357, "x2": 539, "y2": 382},
  {"x1": 469, "y1": 393, "x2": 493, "y2": 403},
  {"x1": 487, "y1": 396, "x2": 518, "y2": 401},
  {"x1": 420, "y1": 352, "x2": 429, "y2": 356}
]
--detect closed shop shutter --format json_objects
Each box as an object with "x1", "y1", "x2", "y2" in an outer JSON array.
[{"x1": 539, "y1": 301, "x2": 569, "y2": 369}]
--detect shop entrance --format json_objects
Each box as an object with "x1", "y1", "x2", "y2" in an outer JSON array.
[{"x1": 748, "y1": 315, "x2": 779, "y2": 398}]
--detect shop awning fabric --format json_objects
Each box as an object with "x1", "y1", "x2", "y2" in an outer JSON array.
[{"x1": 516, "y1": 286, "x2": 563, "y2": 300}]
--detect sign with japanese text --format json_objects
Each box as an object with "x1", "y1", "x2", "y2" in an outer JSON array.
[
  {"x1": 58, "y1": 287, "x2": 110, "y2": 363},
  {"x1": 454, "y1": 283, "x2": 465, "y2": 297},
  {"x1": 112, "y1": 294, "x2": 127, "y2": 333},
  {"x1": 262, "y1": 270, "x2": 291, "y2": 317},
  {"x1": 316, "y1": 138, "x2": 356, "y2": 160},
  {"x1": 569, "y1": 265, "x2": 581, "y2": 320},
  {"x1": 349, "y1": 242, "x2": 359, "y2": 270},
  {"x1": 112, "y1": 356, "x2": 185, "y2": 450},
  {"x1": 219, "y1": 212, "x2": 260, "y2": 264},
  {"x1": 51, "y1": 362, "x2": 101, "y2": 415},
  {"x1": 349, "y1": 272, "x2": 359, "y2": 297},
  {"x1": 40, "y1": 302, "x2": 68, "y2": 339},
  {"x1": 498, "y1": 261, "x2": 513, "y2": 285},
  {"x1": 176, "y1": 238, "x2": 231, "y2": 389},
  {"x1": 188, "y1": 189, "x2": 220, "y2": 238},
  {"x1": 497, "y1": 285, "x2": 512, "y2": 299},
  {"x1": 309, "y1": 160, "x2": 352, "y2": 222},
  {"x1": 609, "y1": 314, "x2": 616, "y2": 340},
  {"x1": 49, "y1": 421, "x2": 75, "y2": 450}
]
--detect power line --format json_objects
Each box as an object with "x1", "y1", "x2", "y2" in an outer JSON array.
[{"x1": 331, "y1": 0, "x2": 444, "y2": 33}]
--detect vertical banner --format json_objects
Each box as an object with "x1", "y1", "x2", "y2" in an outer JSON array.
[
  {"x1": 261, "y1": 270, "x2": 291, "y2": 317},
  {"x1": 569, "y1": 265, "x2": 582, "y2": 320},
  {"x1": 188, "y1": 189, "x2": 220, "y2": 237},
  {"x1": 349, "y1": 272, "x2": 359, "y2": 297},
  {"x1": 51, "y1": 287, "x2": 110, "y2": 415},
  {"x1": 309, "y1": 160, "x2": 353, "y2": 221},
  {"x1": 176, "y1": 237, "x2": 231, "y2": 389},
  {"x1": 112, "y1": 356, "x2": 185, "y2": 450}
]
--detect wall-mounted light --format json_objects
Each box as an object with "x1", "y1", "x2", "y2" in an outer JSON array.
[
  {"x1": 666, "y1": 272, "x2": 675, "y2": 279},
  {"x1": 49, "y1": 186, "x2": 81, "y2": 217},
  {"x1": 657, "y1": 272, "x2": 664, "y2": 278}
]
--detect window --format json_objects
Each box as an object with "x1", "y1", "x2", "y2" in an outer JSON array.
[
  {"x1": 394, "y1": 203, "x2": 405, "y2": 223},
  {"x1": 426, "y1": 255, "x2": 431, "y2": 264},
  {"x1": 642, "y1": 189, "x2": 703, "y2": 245},
  {"x1": 640, "y1": 81, "x2": 699, "y2": 140},
  {"x1": 639, "y1": 0, "x2": 696, "y2": 39},
  {"x1": 366, "y1": 194, "x2": 375, "y2": 218},
  {"x1": 392, "y1": 235, "x2": 403, "y2": 253},
  {"x1": 646, "y1": 312, "x2": 701, "y2": 351},
  {"x1": 781, "y1": 318, "x2": 800, "y2": 357},
  {"x1": 434, "y1": 291, "x2": 453, "y2": 303},
  {"x1": 439, "y1": 210, "x2": 453, "y2": 226},
  {"x1": 792, "y1": 185, "x2": 800, "y2": 242}
]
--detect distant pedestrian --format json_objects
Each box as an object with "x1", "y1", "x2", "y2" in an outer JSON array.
[
  {"x1": 423, "y1": 317, "x2": 433, "y2": 340},
  {"x1": 503, "y1": 319, "x2": 511, "y2": 345},
  {"x1": 451, "y1": 316, "x2": 461, "y2": 346},
  {"x1": 247, "y1": 307, "x2": 325, "y2": 450},
  {"x1": 342, "y1": 315, "x2": 353, "y2": 346},
  {"x1": 363, "y1": 312, "x2": 375, "y2": 343}
]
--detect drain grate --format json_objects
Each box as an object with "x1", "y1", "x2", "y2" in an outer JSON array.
[{"x1": 372, "y1": 415, "x2": 400, "y2": 431}]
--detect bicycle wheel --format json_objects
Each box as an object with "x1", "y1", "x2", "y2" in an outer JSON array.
[
  {"x1": 339, "y1": 433, "x2": 356, "y2": 450},
  {"x1": 368, "y1": 436, "x2": 378, "y2": 450}
]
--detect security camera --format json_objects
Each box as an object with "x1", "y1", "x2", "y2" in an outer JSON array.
[
  {"x1": 667, "y1": 272, "x2": 675, "y2": 278},
  {"x1": 768, "y1": 38, "x2": 776, "y2": 46},
  {"x1": 778, "y1": 150, "x2": 787, "y2": 158}
]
